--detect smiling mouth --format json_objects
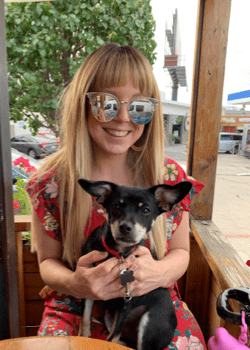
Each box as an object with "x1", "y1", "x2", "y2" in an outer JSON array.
[{"x1": 104, "y1": 129, "x2": 130, "y2": 137}]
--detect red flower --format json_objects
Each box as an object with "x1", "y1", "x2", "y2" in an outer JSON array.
[
  {"x1": 13, "y1": 200, "x2": 20, "y2": 210},
  {"x1": 26, "y1": 166, "x2": 37, "y2": 174},
  {"x1": 246, "y1": 260, "x2": 250, "y2": 267},
  {"x1": 13, "y1": 157, "x2": 30, "y2": 168}
]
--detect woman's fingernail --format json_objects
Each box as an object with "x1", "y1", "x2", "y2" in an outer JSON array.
[{"x1": 131, "y1": 265, "x2": 137, "y2": 272}]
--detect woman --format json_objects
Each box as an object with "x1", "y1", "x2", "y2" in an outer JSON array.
[{"x1": 26, "y1": 43, "x2": 206, "y2": 349}]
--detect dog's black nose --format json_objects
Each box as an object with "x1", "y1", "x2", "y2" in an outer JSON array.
[{"x1": 119, "y1": 223, "x2": 133, "y2": 235}]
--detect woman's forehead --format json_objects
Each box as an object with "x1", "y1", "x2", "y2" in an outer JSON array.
[
  {"x1": 91, "y1": 71, "x2": 134, "y2": 88},
  {"x1": 95, "y1": 77, "x2": 141, "y2": 93},
  {"x1": 90, "y1": 72, "x2": 151, "y2": 97}
]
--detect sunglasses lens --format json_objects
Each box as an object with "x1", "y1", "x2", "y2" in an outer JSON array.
[
  {"x1": 90, "y1": 94, "x2": 118, "y2": 122},
  {"x1": 88, "y1": 94, "x2": 157, "y2": 125},
  {"x1": 129, "y1": 99, "x2": 154, "y2": 125}
]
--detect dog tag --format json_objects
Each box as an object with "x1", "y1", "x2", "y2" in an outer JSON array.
[{"x1": 119, "y1": 269, "x2": 135, "y2": 287}]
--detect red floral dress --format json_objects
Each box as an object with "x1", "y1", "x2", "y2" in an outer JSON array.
[{"x1": 26, "y1": 158, "x2": 206, "y2": 350}]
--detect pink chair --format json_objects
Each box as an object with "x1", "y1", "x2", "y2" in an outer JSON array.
[{"x1": 208, "y1": 287, "x2": 250, "y2": 350}]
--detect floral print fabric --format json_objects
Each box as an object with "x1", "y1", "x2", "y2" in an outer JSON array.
[{"x1": 26, "y1": 157, "x2": 206, "y2": 349}]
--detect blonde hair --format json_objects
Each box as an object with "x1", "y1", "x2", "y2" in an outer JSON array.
[{"x1": 30, "y1": 43, "x2": 167, "y2": 268}]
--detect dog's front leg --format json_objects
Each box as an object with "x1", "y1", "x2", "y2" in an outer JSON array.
[
  {"x1": 78, "y1": 299, "x2": 94, "y2": 337},
  {"x1": 106, "y1": 310, "x2": 122, "y2": 343},
  {"x1": 107, "y1": 303, "x2": 131, "y2": 344}
]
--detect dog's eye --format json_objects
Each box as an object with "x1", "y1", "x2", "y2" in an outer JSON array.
[
  {"x1": 112, "y1": 203, "x2": 121, "y2": 211},
  {"x1": 142, "y1": 207, "x2": 150, "y2": 214}
]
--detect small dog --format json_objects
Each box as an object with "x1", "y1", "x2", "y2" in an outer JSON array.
[{"x1": 77, "y1": 179, "x2": 192, "y2": 350}]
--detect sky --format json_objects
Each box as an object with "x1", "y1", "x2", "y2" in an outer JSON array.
[{"x1": 150, "y1": 0, "x2": 250, "y2": 111}]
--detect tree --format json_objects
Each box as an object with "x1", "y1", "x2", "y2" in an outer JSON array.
[{"x1": 5, "y1": 0, "x2": 157, "y2": 136}]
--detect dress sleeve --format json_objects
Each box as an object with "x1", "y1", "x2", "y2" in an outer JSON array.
[
  {"x1": 163, "y1": 157, "x2": 205, "y2": 237},
  {"x1": 25, "y1": 171, "x2": 62, "y2": 241}
]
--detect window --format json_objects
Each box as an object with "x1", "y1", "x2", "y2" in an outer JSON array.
[
  {"x1": 21, "y1": 137, "x2": 32, "y2": 142},
  {"x1": 136, "y1": 105, "x2": 144, "y2": 112},
  {"x1": 221, "y1": 135, "x2": 232, "y2": 140},
  {"x1": 232, "y1": 135, "x2": 242, "y2": 141},
  {"x1": 11, "y1": 137, "x2": 21, "y2": 142}
]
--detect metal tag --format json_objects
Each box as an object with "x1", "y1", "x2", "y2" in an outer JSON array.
[{"x1": 119, "y1": 269, "x2": 135, "y2": 287}]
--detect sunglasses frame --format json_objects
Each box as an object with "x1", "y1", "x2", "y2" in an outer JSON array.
[{"x1": 86, "y1": 92, "x2": 159, "y2": 125}]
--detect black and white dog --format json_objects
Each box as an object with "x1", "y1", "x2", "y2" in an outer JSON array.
[{"x1": 78, "y1": 179, "x2": 192, "y2": 350}]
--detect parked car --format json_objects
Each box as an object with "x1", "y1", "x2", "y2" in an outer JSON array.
[
  {"x1": 11, "y1": 134, "x2": 58, "y2": 159},
  {"x1": 244, "y1": 144, "x2": 250, "y2": 158},
  {"x1": 37, "y1": 132, "x2": 60, "y2": 144},
  {"x1": 218, "y1": 132, "x2": 242, "y2": 154}
]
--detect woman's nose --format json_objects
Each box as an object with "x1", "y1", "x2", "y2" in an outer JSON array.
[{"x1": 114, "y1": 103, "x2": 131, "y2": 123}]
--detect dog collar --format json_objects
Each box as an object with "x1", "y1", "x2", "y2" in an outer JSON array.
[{"x1": 101, "y1": 235, "x2": 136, "y2": 259}]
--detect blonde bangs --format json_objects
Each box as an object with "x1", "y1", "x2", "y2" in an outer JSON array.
[{"x1": 90, "y1": 45, "x2": 155, "y2": 98}]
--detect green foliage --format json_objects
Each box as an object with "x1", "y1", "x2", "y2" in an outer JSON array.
[
  {"x1": 13, "y1": 157, "x2": 36, "y2": 244},
  {"x1": 14, "y1": 173, "x2": 32, "y2": 244},
  {"x1": 5, "y1": 0, "x2": 157, "y2": 136},
  {"x1": 13, "y1": 175, "x2": 32, "y2": 215},
  {"x1": 169, "y1": 133, "x2": 180, "y2": 141}
]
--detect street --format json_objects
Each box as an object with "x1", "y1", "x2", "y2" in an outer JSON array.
[{"x1": 165, "y1": 144, "x2": 250, "y2": 264}]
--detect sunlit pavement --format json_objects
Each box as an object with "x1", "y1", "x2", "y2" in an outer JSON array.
[{"x1": 165, "y1": 143, "x2": 250, "y2": 264}]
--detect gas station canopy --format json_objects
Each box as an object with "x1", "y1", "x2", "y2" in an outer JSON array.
[{"x1": 228, "y1": 89, "x2": 250, "y2": 106}]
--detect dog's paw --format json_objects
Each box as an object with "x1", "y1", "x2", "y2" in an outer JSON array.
[
  {"x1": 118, "y1": 340, "x2": 130, "y2": 346},
  {"x1": 78, "y1": 320, "x2": 91, "y2": 337}
]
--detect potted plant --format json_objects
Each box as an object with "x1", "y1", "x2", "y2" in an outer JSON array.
[
  {"x1": 169, "y1": 133, "x2": 180, "y2": 145},
  {"x1": 13, "y1": 157, "x2": 37, "y2": 245}
]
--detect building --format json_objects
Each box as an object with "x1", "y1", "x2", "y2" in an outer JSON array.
[{"x1": 161, "y1": 92, "x2": 190, "y2": 144}]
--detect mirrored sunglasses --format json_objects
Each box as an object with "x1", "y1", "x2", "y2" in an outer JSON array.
[{"x1": 86, "y1": 92, "x2": 159, "y2": 125}]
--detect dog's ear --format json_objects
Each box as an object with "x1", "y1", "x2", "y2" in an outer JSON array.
[
  {"x1": 78, "y1": 179, "x2": 116, "y2": 204},
  {"x1": 150, "y1": 181, "x2": 193, "y2": 213}
]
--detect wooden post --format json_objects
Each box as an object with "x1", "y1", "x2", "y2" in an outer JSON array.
[
  {"x1": 184, "y1": 0, "x2": 232, "y2": 339},
  {"x1": 0, "y1": 0, "x2": 20, "y2": 339},
  {"x1": 187, "y1": 0, "x2": 232, "y2": 220}
]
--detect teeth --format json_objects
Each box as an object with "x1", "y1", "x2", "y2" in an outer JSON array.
[{"x1": 105, "y1": 129, "x2": 129, "y2": 137}]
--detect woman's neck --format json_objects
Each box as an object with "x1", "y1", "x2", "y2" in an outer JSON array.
[{"x1": 91, "y1": 151, "x2": 133, "y2": 186}]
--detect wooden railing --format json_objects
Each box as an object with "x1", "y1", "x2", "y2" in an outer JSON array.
[
  {"x1": 15, "y1": 215, "x2": 44, "y2": 337},
  {"x1": 181, "y1": 220, "x2": 250, "y2": 341},
  {"x1": 15, "y1": 215, "x2": 250, "y2": 342}
]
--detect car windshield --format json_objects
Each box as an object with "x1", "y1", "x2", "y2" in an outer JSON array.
[
  {"x1": 42, "y1": 134, "x2": 56, "y2": 140},
  {"x1": 30, "y1": 135, "x2": 55, "y2": 143},
  {"x1": 35, "y1": 136, "x2": 51, "y2": 142}
]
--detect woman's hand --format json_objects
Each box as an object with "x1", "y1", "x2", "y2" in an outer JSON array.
[
  {"x1": 127, "y1": 211, "x2": 190, "y2": 295},
  {"x1": 128, "y1": 246, "x2": 165, "y2": 296},
  {"x1": 69, "y1": 250, "x2": 136, "y2": 300}
]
